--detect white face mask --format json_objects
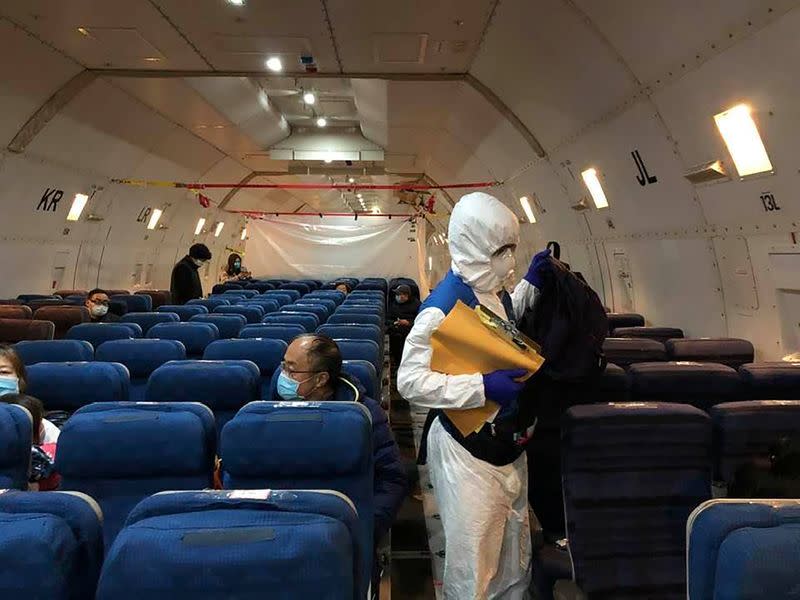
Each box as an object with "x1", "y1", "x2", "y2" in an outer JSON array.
[
  {"x1": 90, "y1": 304, "x2": 109, "y2": 318},
  {"x1": 490, "y1": 248, "x2": 516, "y2": 289}
]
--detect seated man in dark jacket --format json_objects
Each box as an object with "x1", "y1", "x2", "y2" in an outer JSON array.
[
  {"x1": 272, "y1": 334, "x2": 408, "y2": 592},
  {"x1": 84, "y1": 288, "x2": 121, "y2": 322},
  {"x1": 170, "y1": 243, "x2": 211, "y2": 305},
  {"x1": 386, "y1": 284, "x2": 421, "y2": 368}
]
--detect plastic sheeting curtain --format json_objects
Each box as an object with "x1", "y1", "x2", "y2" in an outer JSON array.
[{"x1": 245, "y1": 215, "x2": 428, "y2": 290}]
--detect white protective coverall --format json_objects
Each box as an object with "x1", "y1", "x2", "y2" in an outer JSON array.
[{"x1": 397, "y1": 192, "x2": 539, "y2": 600}]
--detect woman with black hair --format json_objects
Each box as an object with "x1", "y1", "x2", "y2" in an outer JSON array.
[{"x1": 219, "y1": 252, "x2": 251, "y2": 283}]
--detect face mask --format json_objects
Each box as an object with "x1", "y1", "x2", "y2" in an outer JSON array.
[
  {"x1": 490, "y1": 248, "x2": 516, "y2": 289},
  {"x1": 0, "y1": 376, "x2": 19, "y2": 396},
  {"x1": 90, "y1": 304, "x2": 108, "y2": 318},
  {"x1": 192, "y1": 258, "x2": 206, "y2": 267},
  {"x1": 233, "y1": 261, "x2": 241, "y2": 270},
  {"x1": 276, "y1": 370, "x2": 314, "y2": 401},
  {"x1": 395, "y1": 295, "x2": 406, "y2": 304}
]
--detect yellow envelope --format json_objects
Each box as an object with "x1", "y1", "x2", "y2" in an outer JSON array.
[{"x1": 430, "y1": 300, "x2": 545, "y2": 436}]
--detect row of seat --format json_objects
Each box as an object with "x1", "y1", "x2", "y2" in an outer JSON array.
[
  {"x1": 22, "y1": 348, "x2": 378, "y2": 414},
  {"x1": 603, "y1": 336, "x2": 755, "y2": 368},
  {"x1": 0, "y1": 397, "x2": 375, "y2": 598},
  {"x1": 543, "y1": 401, "x2": 800, "y2": 600},
  {"x1": 598, "y1": 360, "x2": 799, "y2": 409}
]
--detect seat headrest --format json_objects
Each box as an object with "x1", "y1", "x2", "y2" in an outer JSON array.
[
  {"x1": 57, "y1": 402, "x2": 215, "y2": 477},
  {"x1": 146, "y1": 360, "x2": 259, "y2": 409},
  {"x1": 95, "y1": 339, "x2": 187, "y2": 377},
  {"x1": 26, "y1": 362, "x2": 129, "y2": 409},
  {"x1": 221, "y1": 401, "x2": 372, "y2": 478}
]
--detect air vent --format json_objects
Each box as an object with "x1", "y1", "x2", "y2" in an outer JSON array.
[{"x1": 684, "y1": 160, "x2": 730, "y2": 185}]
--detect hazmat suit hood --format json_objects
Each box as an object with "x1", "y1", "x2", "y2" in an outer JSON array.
[{"x1": 448, "y1": 192, "x2": 520, "y2": 293}]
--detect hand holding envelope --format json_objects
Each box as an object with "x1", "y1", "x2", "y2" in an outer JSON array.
[{"x1": 429, "y1": 300, "x2": 545, "y2": 436}]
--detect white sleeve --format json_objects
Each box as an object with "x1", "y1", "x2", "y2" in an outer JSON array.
[
  {"x1": 511, "y1": 279, "x2": 540, "y2": 323},
  {"x1": 396, "y1": 306, "x2": 486, "y2": 410}
]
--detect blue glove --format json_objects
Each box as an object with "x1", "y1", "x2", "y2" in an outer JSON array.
[
  {"x1": 524, "y1": 248, "x2": 552, "y2": 288},
  {"x1": 482, "y1": 369, "x2": 527, "y2": 416}
]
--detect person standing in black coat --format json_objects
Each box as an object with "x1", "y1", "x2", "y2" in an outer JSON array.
[{"x1": 170, "y1": 243, "x2": 212, "y2": 305}]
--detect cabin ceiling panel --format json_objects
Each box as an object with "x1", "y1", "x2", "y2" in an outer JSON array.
[
  {"x1": 0, "y1": 19, "x2": 84, "y2": 146},
  {"x1": 443, "y1": 83, "x2": 537, "y2": 182},
  {"x1": 470, "y1": 0, "x2": 638, "y2": 152},
  {"x1": 1, "y1": 0, "x2": 207, "y2": 69},
  {"x1": 153, "y1": 0, "x2": 337, "y2": 71},
  {"x1": 573, "y1": 0, "x2": 799, "y2": 85},
  {"x1": 350, "y1": 78, "x2": 388, "y2": 148},
  {"x1": 25, "y1": 78, "x2": 171, "y2": 176},
  {"x1": 325, "y1": 0, "x2": 496, "y2": 73}
]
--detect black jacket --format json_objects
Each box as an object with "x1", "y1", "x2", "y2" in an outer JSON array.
[
  {"x1": 170, "y1": 256, "x2": 203, "y2": 305},
  {"x1": 386, "y1": 298, "x2": 421, "y2": 328}
]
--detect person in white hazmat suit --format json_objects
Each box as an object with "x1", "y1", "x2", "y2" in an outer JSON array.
[{"x1": 397, "y1": 192, "x2": 551, "y2": 599}]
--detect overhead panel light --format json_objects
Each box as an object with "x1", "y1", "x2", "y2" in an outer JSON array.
[
  {"x1": 428, "y1": 256, "x2": 433, "y2": 270},
  {"x1": 215, "y1": 222, "x2": 225, "y2": 237},
  {"x1": 714, "y1": 104, "x2": 773, "y2": 177},
  {"x1": 348, "y1": 177, "x2": 355, "y2": 184},
  {"x1": 226, "y1": 0, "x2": 245, "y2": 5},
  {"x1": 240, "y1": 228, "x2": 247, "y2": 241},
  {"x1": 519, "y1": 196, "x2": 536, "y2": 223},
  {"x1": 303, "y1": 92, "x2": 316, "y2": 105},
  {"x1": 371, "y1": 207, "x2": 381, "y2": 214},
  {"x1": 316, "y1": 117, "x2": 327, "y2": 128},
  {"x1": 147, "y1": 208, "x2": 163, "y2": 230},
  {"x1": 66, "y1": 193, "x2": 89, "y2": 222},
  {"x1": 194, "y1": 218, "x2": 206, "y2": 235},
  {"x1": 581, "y1": 168, "x2": 609, "y2": 209},
  {"x1": 265, "y1": 57, "x2": 282, "y2": 72}
]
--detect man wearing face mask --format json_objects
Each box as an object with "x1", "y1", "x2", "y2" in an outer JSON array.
[
  {"x1": 271, "y1": 334, "x2": 407, "y2": 596},
  {"x1": 386, "y1": 284, "x2": 421, "y2": 369},
  {"x1": 397, "y1": 192, "x2": 551, "y2": 599},
  {"x1": 85, "y1": 289, "x2": 121, "y2": 322},
  {"x1": 170, "y1": 243, "x2": 212, "y2": 305}
]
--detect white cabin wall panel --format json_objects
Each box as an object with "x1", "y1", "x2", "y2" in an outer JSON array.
[
  {"x1": 470, "y1": 0, "x2": 638, "y2": 151},
  {"x1": 0, "y1": 19, "x2": 83, "y2": 146},
  {"x1": 652, "y1": 7, "x2": 800, "y2": 226},
  {"x1": 603, "y1": 237, "x2": 727, "y2": 338},
  {"x1": 723, "y1": 233, "x2": 796, "y2": 360},
  {"x1": 552, "y1": 101, "x2": 708, "y2": 236}
]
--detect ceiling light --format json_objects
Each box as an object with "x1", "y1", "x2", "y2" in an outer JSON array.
[
  {"x1": 348, "y1": 177, "x2": 355, "y2": 184},
  {"x1": 77, "y1": 27, "x2": 89, "y2": 36},
  {"x1": 66, "y1": 193, "x2": 89, "y2": 222},
  {"x1": 428, "y1": 256, "x2": 433, "y2": 270},
  {"x1": 519, "y1": 196, "x2": 536, "y2": 223},
  {"x1": 144, "y1": 57, "x2": 162, "y2": 63},
  {"x1": 316, "y1": 117, "x2": 327, "y2": 128},
  {"x1": 240, "y1": 228, "x2": 247, "y2": 241},
  {"x1": 215, "y1": 222, "x2": 225, "y2": 237},
  {"x1": 714, "y1": 104, "x2": 773, "y2": 177},
  {"x1": 194, "y1": 218, "x2": 206, "y2": 235},
  {"x1": 357, "y1": 193, "x2": 363, "y2": 199},
  {"x1": 227, "y1": 0, "x2": 245, "y2": 5},
  {"x1": 324, "y1": 157, "x2": 333, "y2": 164},
  {"x1": 581, "y1": 168, "x2": 609, "y2": 209},
  {"x1": 371, "y1": 207, "x2": 381, "y2": 214},
  {"x1": 265, "y1": 57, "x2": 282, "y2": 72},
  {"x1": 147, "y1": 208, "x2": 163, "y2": 230},
  {"x1": 303, "y1": 92, "x2": 316, "y2": 105}
]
